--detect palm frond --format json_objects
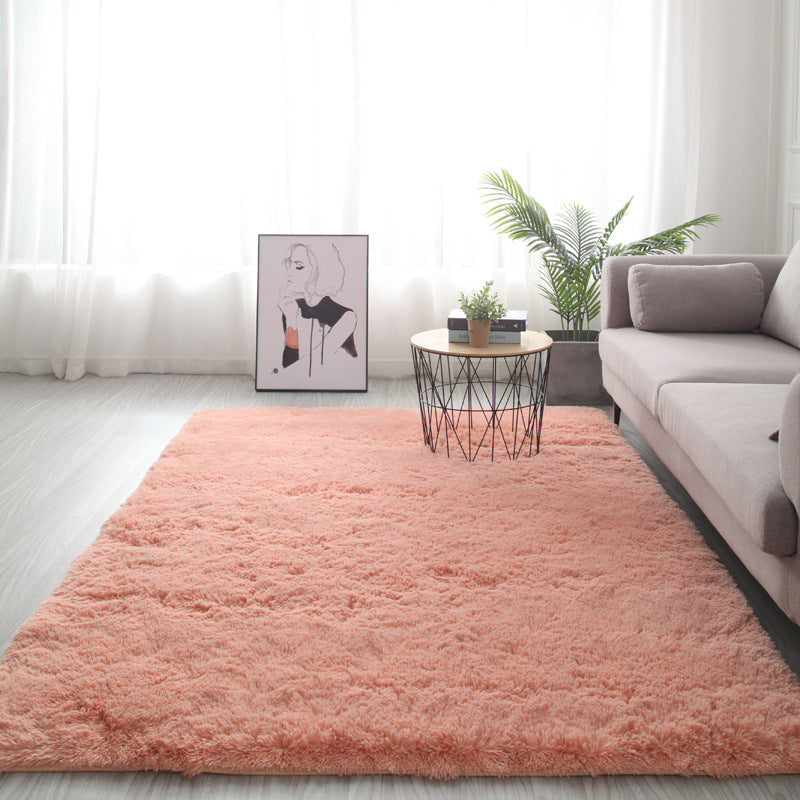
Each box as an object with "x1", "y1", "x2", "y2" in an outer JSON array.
[
  {"x1": 581, "y1": 275, "x2": 602, "y2": 330},
  {"x1": 618, "y1": 214, "x2": 720, "y2": 256},
  {"x1": 539, "y1": 256, "x2": 600, "y2": 335},
  {"x1": 539, "y1": 257, "x2": 577, "y2": 323},
  {"x1": 589, "y1": 198, "x2": 634, "y2": 279},
  {"x1": 596, "y1": 197, "x2": 632, "y2": 254},
  {"x1": 553, "y1": 203, "x2": 600, "y2": 270},
  {"x1": 480, "y1": 170, "x2": 571, "y2": 265}
]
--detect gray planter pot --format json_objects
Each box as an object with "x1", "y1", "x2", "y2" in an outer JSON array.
[{"x1": 545, "y1": 330, "x2": 611, "y2": 406}]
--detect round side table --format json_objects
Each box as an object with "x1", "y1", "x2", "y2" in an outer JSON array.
[{"x1": 410, "y1": 328, "x2": 553, "y2": 461}]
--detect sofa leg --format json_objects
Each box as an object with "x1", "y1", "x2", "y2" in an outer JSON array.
[{"x1": 613, "y1": 402, "x2": 621, "y2": 426}]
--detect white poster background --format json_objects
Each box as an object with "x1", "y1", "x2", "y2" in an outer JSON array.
[{"x1": 256, "y1": 235, "x2": 368, "y2": 391}]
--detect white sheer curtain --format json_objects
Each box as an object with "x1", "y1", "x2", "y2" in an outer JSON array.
[{"x1": 0, "y1": 0, "x2": 782, "y2": 380}]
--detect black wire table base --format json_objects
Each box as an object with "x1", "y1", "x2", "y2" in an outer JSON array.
[{"x1": 411, "y1": 345, "x2": 550, "y2": 461}]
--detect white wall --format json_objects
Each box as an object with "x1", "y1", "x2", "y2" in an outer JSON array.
[
  {"x1": 678, "y1": 0, "x2": 781, "y2": 254},
  {"x1": 778, "y1": 0, "x2": 800, "y2": 251}
]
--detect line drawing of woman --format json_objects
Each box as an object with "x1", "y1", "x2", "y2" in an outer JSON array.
[{"x1": 276, "y1": 242, "x2": 358, "y2": 374}]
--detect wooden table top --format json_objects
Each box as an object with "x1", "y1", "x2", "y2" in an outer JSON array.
[{"x1": 410, "y1": 328, "x2": 553, "y2": 357}]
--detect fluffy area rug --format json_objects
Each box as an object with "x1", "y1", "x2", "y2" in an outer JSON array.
[{"x1": 1, "y1": 406, "x2": 800, "y2": 778}]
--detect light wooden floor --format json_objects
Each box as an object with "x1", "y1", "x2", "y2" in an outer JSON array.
[{"x1": 0, "y1": 373, "x2": 798, "y2": 800}]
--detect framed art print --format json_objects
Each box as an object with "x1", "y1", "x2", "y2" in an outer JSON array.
[{"x1": 256, "y1": 234, "x2": 368, "y2": 392}]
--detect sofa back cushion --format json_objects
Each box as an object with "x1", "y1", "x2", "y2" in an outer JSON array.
[
  {"x1": 628, "y1": 262, "x2": 764, "y2": 332},
  {"x1": 761, "y1": 240, "x2": 800, "y2": 347}
]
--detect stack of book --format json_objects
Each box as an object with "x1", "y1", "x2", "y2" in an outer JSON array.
[{"x1": 447, "y1": 309, "x2": 527, "y2": 343}]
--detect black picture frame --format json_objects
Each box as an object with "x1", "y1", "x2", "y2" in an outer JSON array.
[{"x1": 256, "y1": 234, "x2": 368, "y2": 392}]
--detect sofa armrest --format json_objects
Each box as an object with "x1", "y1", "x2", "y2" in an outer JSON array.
[
  {"x1": 601, "y1": 258, "x2": 635, "y2": 329},
  {"x1": 600, "y1": 254, "x2": 787, "y2": 330},
  {"x1": 780, "y1": 375, "x2": 800, "y2": 518}
]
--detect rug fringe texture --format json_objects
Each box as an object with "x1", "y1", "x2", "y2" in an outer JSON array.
[{"x1": 1, "y1": 406, "x2": 800, "y2": 778}]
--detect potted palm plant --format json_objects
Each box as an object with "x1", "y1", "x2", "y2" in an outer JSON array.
[
  {"x1": 458, "y1": 280, "x2": 507, "y2": 347},
  {"x1": 480, "y1": 169, "x2": 719, "y2": 401}
]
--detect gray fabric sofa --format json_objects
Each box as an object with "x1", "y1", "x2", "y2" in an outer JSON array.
[{"x1": 599, "y1": 247, "x2": 800, "y2": 626}]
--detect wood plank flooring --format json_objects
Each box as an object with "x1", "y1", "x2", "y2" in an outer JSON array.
[{"x1": 0, "y1": 373, "x2": 798, "y2": 800}]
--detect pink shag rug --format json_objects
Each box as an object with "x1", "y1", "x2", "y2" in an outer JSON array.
[{"x1": 1, "y1": 406, "x2": 800, "y2": 779}]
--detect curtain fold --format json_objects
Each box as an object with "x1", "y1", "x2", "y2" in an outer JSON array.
[
  {"x1": 0, "y1": 0, "x2": 784, "y2": 380},
  {"x1": 51, "y1": 0, "x2": 103, "y2": 380}
]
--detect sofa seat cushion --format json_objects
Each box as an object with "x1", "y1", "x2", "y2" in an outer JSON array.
[
  {"x1": 598, "y1": 327, "x2": 800, "y2": 417},
  {"x1": 657, "y1": 382, "x2": 797, "y2": 556}
]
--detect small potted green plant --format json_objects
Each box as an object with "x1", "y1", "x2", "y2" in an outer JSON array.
[{"x1": 458, "y1": 280, "x2": 507, "y2": 347}]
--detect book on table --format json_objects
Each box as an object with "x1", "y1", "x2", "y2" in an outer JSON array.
[
  {"x1": 447, "y1": 309, "x2": 527, "y2": 333},
  {"x1": 447, "y1": 329, "x2": 522, "y2": 344}
]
